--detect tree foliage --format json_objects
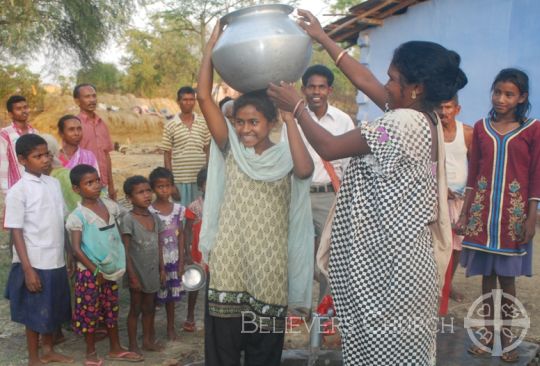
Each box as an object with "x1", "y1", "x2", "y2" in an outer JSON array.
[
  {"x1": 0, "y1": 0, "x2": 139, "y2": 66},
  {"x1": 327, "y1": 0, "x2": 365, "y2": 13},
  {"x1": 160, "y1": 0, "x2": 298, "y2": 55},
  {"x1": 120, "y1": 0, "x2": 299, "y2": 98},
  {"x1": 121, "y1": 16, "x2": 199, "y2": 98},
  {"x1": 76, "y1": 62, "x2": 123, "y2": 94},
  {"x1": 0, "y1": 64, "x2": 45, "y2": 119}
]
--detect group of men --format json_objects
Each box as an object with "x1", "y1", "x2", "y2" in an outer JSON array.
[
  {"x1": 1, "y1": 63, "x2": 471, "y2": 304},
  {"x1": 1, "y1": 84, "x2": 115, "y2": 199}
]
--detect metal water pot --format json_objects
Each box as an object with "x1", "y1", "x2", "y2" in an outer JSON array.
[{"x1": 212, "y1": 4, "x2": 312, "y2": 93}]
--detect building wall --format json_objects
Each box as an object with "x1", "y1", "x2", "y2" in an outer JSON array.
[{"x1": 356, "y1": 0, "x2": 540, "y2": 124}]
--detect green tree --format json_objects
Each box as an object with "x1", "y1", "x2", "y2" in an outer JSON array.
[
  {"x1": 122, "y1": 16, "x2": 199, "y2": 98},
  {"x1": 76, "y1": 62, "x2": 123, "y2": 94},
  {"x1": 58, "y1": 75, "x2": 76, "y2": 96},
  {"x1": 160, "y1": 0, "x2": 298, "y2": 55},
  {"x1": 0, "y1": 64, "x2": 45, "y2": 119},
  {"x1": 326, "y1": 0, "x2": 365, "y2": 13},
  {"x1": 0, "y1": 0, "x2": 141, "y2": 66}
]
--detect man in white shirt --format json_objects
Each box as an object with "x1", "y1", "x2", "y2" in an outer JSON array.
[{"x1": 281, "y1": 64, "x2": 355, "y2": 303}]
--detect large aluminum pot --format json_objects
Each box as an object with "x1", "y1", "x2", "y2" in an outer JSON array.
[{"x1": 212, "y1": 4, "x2": 312, "y2": 93}]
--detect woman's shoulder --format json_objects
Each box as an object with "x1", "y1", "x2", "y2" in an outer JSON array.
[
  {"x1": 78, "y1": 146, "x2": 98, "y2": 158},
  {"x1": 526, "y1": 118, "x2": 540, "y2": 128},
  {"x1": 374, "y1": 108, "x2": 428, "y2": 132},
  {"x1": 472, "y1": 118, "x2": 486, "y2": 128}
]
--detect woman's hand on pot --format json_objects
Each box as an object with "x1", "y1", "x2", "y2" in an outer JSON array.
[
  {"x1": 267, "y1": 81, "x2": 302, "y2": 113},
  {"x1": 296, "y1": 9, "x2": 326, "y2": 42}
]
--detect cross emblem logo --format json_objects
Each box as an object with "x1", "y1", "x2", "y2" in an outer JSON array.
[{"x1": 464, "y1": 289, "x2": 530, "y2": 356}]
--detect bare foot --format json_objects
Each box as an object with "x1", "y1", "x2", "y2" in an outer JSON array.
[
  {"x1": 28, "y1": 358, "x2": 45, "y2": 366},
  {"x1": 167, "y1": 328, "x2": 178, "y2": 341},
  {"x1": 40, "y1": 350, "x2": 74, "y2": 364},
  {"x1": 142, "y1": 341, "x2": 164, "y2": 352},
  {"x1": 450, "y1": 288, "x2": 464, "y2": 302}
]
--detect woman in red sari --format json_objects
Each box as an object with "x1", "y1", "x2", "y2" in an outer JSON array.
[{"x1": 457, "y1": 68, "x2": 540, "y2": 362}]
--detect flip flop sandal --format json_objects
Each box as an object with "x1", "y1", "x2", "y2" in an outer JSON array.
[
  {"x1": 84, "y1": 358, "x2": 104, "y2": 366},
  {"x1": 501, "y1": 351, "x2": 519, "y2": 363},
  {"x1": 467, "y1": 344, "x2": 492, "y2": 358},
  {"x1": 106, "y1": 351, "x2": 144, "y2": 363},
  {"x1": 183, "y1": 320, "x2": 196, "y2": 332}
]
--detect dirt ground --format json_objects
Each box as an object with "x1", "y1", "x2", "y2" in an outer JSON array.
[{"x1": 0, "y1": 142, "x2": 539, "y2": 365}]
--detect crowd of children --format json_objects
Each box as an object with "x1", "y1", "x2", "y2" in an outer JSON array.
[
  {"x1": 2, "y1": 119, "x2": 207, "y2": 364},
  {"x1": 1, "y1": 37, "x2": 539, "y2": 366}
]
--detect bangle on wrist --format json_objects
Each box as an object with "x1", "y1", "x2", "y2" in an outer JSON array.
[
  {"x1": 335, "y1": 49, "x2": 347, "y2": 67},
  {"x1": 292, "y1": 99, "x2": 305, "y2": 118},
  {"x1": 93, "y1": 267, "x2": 100, "y2": 276},
  {"x1": 295, "y1": 107, "x2": 307, "y2": 120}
]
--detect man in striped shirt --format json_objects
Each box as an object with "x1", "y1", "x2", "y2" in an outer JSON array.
[
  {"x1": 160, "y1": 86, "x2": 210, "y2": 208},
  {"x1": 1, "y1": 95, "x2": 38, "y2": 197}
]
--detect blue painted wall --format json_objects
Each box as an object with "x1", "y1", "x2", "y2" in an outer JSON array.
[{"x1": 356, "y1": 0, "x2": 540, "y2": 125}]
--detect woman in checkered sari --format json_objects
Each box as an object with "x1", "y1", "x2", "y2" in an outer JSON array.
[{"x1": 268, "y1": 10, "x2": 467, "y2": 366}]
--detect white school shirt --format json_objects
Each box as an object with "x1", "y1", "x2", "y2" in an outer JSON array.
[
  {"x1": 280, "y1": 104, "x2": 355, "y2": 185},
  {"x1": 4, "y1": 172, "x2": 66, "y2": 269}
]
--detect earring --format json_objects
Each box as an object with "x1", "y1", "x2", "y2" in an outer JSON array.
[{"x1": 411, "y1": 90, "x2": 417, "y2": 100}]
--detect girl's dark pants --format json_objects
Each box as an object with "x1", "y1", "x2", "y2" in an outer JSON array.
[{"x1": 204, "y1": 273, "x2": 285, "y2": 366}]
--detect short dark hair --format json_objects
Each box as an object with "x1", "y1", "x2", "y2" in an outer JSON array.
[
  {"x1": 196, "y1": 166, "x2": 207, "y2": 189},
  {"x1": 123, "y1": 175, "x2": 150, "y2": 196},
  {"x1": 70, "y1": 164, "x2": 98, "y2": 186},
  {"x1": 233, "y1": 90, "x2": 277, "y2": 123},
  {"x1": 302, "y1": 64, "x2": 334, "y2": 87},
  {"x1": 15, "y1": 134, "x2": 47, "y2": 158},
  {"x1": 149, "y1": 167, "x2": 174, "y2": 188},
  {"x1": 57, "y1": 114, "x2": 81, "y2": 133},
  {"x1": 219, "y1": 96, "x2": 233, "y2": 110},
  {"x1": 489, "y1": 68, "x2": 531, "y2": 123},
  {"x1": 391, "y1": 41, "x2": 467, "y2": 110},
  {"x1": 441, "y1": 94, "x2": 459, "y2": 105},
  {"x1": 6, "y1": 95, "x2": 27, "y2": 113},
  {"x1": 177, "y1": 86, "x2": 196, "y2": 100},
  {"x1": 73, "y1": 83, "x2": 96, "y2": 98}
]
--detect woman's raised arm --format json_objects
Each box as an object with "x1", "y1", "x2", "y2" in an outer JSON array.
[
  {"x1": 267, "y1": 82, "x2": 371, "y2": 160},
  {"x1": 197, "y1": 22, "x2": 229, "y2": 150},
  {"x1": 296, "y1": 9, "x2": 387, "y2": 111}
]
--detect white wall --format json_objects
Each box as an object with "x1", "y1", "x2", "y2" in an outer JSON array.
[{"x1": 356, "y1": 0, "x2": 540, "y2": 124}]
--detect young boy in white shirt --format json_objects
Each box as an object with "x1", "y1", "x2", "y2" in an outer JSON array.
[{"x1": 4, "y1": 133, "x2": 73, "y2": 366}]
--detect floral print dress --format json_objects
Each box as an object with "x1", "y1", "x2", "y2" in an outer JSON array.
[{"x1": 461, "y1": 118, "x2": 540, "y2": 277}]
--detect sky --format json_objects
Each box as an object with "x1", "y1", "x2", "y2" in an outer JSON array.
[
  {"x1": 99, "y1": 0, "x2": 332, "y2": 66},
  {"x1": 33, "y1": 0, "x2": 333, "y2": 82}
]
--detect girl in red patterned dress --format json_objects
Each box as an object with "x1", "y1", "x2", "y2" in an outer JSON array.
[{"x1": 457, "y1": 69, "x2": 540, "y2": 362}]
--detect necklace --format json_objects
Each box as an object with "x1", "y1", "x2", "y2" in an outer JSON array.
[{"x1": 132, "y1": 211, "x2": 151, "y2": 217}]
